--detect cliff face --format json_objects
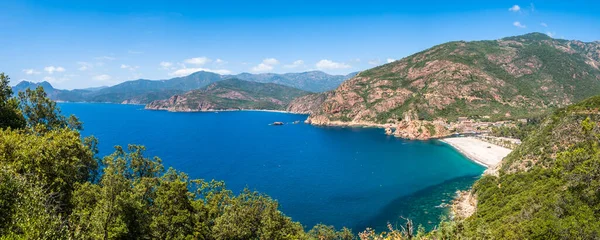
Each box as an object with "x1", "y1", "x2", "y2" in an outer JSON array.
[
  {"x1": 306, "y1": 33, "x2": 600, "y2": 139},
  {"x1": 145, "y1": 79, "x2": 310, "y2": 112}
]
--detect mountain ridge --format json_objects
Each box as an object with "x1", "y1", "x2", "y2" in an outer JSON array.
[
  {"x1": 12, "y1": 70, "x2": 356, "y2": 104},
  {"x1": 300, "y1": 33, "x2": 600, "y2": 139}
]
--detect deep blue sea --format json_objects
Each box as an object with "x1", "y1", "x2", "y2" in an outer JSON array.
[{"x1": 59, "y1": 103, "x2": 484, "y2": 231}]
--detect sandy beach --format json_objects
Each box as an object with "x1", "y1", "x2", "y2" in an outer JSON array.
[{"x1": 440, "y1": 137, "x2": 512, "y2": 168}]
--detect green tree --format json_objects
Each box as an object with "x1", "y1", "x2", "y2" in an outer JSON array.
[
  {"x1": 17, "y1": 86, "x2": 82, "y2": 132},
  {"x1": 0, "y1": 128, "x2": 98, "y2": 214},
  {"x1": 212, "y1": 189, "x2": 305, "y2": 240},
  {"x1": 0, "y1": 167, "x2": 67, "y2": 239},
  {"x1": 0, "y1": 73, "x2": 25, "y2": 129},
  {"x1": 150, "y1": 168, "x2": 196, "y2": 239}
]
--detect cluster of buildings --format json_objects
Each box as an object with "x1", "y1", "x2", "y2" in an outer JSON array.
[{"x1": 446, "y1": 116, "x2": 527, "y2": 135}]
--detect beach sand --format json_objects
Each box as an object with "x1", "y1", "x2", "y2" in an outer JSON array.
[{"x1": 440, "y1": 137, "x2": 512, "y2": 168}]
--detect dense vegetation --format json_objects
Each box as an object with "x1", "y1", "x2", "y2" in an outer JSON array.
[
  {"x1": 455, "y1": 95, "x2": 600, "y2": 239},
  {"x1": 489, "y1": 114, "x2": 546, "y2": 139}
]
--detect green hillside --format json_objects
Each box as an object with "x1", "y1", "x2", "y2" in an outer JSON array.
[
  {"x1": 456, "y1": 95, "x2": 600, "y2": 238},
  {"x1": 145, "y1": 78, "x2": 311, "y2": 111}
]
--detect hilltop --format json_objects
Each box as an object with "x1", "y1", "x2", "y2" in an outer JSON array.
[
  {"x1": 145, "y1": 79, "x2": 311, "y2": 111},
  {"x1": 304, "y1": 33, "x2": 600, "y2": 139}
]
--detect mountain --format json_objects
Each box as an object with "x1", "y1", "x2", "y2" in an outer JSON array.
[
  {"x1": 78, "y1": 71, "x2": 224, "y2": 103},
  {"x1": 455, "y1": 95, "x2": 600, "y2": 238},
  {"x1": 12, "y1": 81, "x2": 89, "y2": 101},
  {"x1": 306, "y1": 33, "x2": 600, "y2": 138},
  {"x1": 12, "y1": 71, "x2": 353, "y2": 104},
  {"x1": 145, "y1": 79, "x2": 311, "y2": 111},
  {"x1": 231, "y1": 71, "x2": 357, "y2": 92}
]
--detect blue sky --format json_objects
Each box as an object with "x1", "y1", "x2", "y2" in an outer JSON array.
[{"x1": 2, "y1": 0, "x2": 599, "y2": 89}]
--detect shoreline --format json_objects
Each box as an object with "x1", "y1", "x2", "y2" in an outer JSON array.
[
  {"x1": 145, "y1": 107, "x2": 308, "y2": 115},
  {"x1": 439, "y1": 137, "x2": 512, "y2": 168}
]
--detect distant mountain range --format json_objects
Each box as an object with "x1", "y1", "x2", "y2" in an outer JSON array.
[
  {"x1": 12, "y1": 71, "x2": 356, "y2": 104},
  {"x1": 145, "y1": 79, "x2": 311, "y2": 111}
]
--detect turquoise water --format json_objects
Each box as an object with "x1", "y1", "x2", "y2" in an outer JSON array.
[{"x1": 59, "y1": 103, "x2": 484, "y2": 231}]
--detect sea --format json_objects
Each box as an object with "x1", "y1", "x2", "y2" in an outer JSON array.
[{"x1": 59, "y1": 103, "x2": 485, "y2": 232}]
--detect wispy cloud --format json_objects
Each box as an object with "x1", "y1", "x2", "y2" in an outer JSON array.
[
  {"x1": 540, "y1": 22, "x2": 548, "y2": 27},
  {"x1": 128, "y1": 50, "x2": 143, "y2": 54},
  {"x1": 508, "y1": 5, "x2": 521, "y2": 12},
  {"x1": 44, "y1": 66, "x2": 66, "y2": 74},
  {"x1": 251, "y1": 58, "x2": 280, "y2": 73},
  {"x1": 284, "y1": 60, "x2": 304, "y2": 69},
  {"x1": 251, "y1": 63, "x2": 274, "y2": 72},
  {"x1": 121, "y1": 64, "x2": 139, "y2": 71},
  {"x1": 215, "y1": 59, "x2": 227, "y2": 64},
  {"x1": 77, "y1": 62, "x2": 93, "y2": 71},
  {"x1": 262, "y1": 58, "x2": 279, "y2": 65},
  {"x1": 22, "y1": 69, "x2": 40, "y2": 75},
  {"x1": 93, "y1": 74, "x2": 112, "y2": 81},
  {"x1": 546, "y1": 31, "x2": 556, "y2": 38},
  {"x1": 368, "y1": 59, "x2": 380, "y2": 65},
  {"x1": 184, "y1": 57, "x2": 211, "y2": 65},
  {"x1": 170, "y1": 67, "x2": 231, "y2": 76},
  {"x1": 513, "y1": 21, "x2": 527, "y2": 28},
  {"x1": 160, "y1": 61, "x2": 174, "y2": 69},
  {"x1": 387, "y1": 58, "x2": 395, "y2": 63},
  {"x1": 95, "y1": 56, "x2": 116, "y2": 61},
  {"x1": 315, "y1": 59, "x2": 351, "y2": 70}
]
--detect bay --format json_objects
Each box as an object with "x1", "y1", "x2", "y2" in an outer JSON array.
[{"x1": 59, "y1": 103, "x2": 484, "y2": 231}]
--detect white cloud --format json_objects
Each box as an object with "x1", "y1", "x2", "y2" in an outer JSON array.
[
  {"x1": 387, "y1": 58, "x2": 395, "y2": 63},
  {"x1": 284, "y1": 60, "x2": 304, "y2": 68},
  {"x1": 250, "y1": 58, "x2": 280, "y2": 72},
  {"x1": 262, "y1": 58, "x2": 280, "y2": 65},
  {"x1": 215, "y1": 59, "x2": 227, "y2": 64},
  {"x1": 546, "y1": 31, "x2": 556, "y2": 38},
  {"x1": 508, "y1": 5, "x2": 521, "y2": 12},
  {"x1": 42, "y1": 76, "x2": 69, "y2": 84},
  {"x1": 121, "y1": 64, "x2": 139, "y2": 71},
  {"x1": 513, "y1": 21, "x2": 527, "y2": 28},
  {"x1": 22, "y1": 69, "x2": 40, "y2": 75},
  {"x1": 251, "y1": 63, "x2": 274, "y2": 72},
  {"x1": 95, "y1": 56, "x2": 116, "y2": 61},
  {"x1": 184, "y1": 57, "x2": 211, "y2": 65},
  {"x1": 94, "y1": 74, "x2": 112, "y2": 81},
  {"x1": 315, "y1": 59, "x2": 351, "y2": 70},
  {"x1": 44, "y1": 66, "x2": 65, "y2": 74},
  {"x1": 77, "y1": 62, "x2": 93, "y2": 71},
  {"x1": 159, "y1": 61, "x2": 173, "y2": 69},
  {"x1": 541, "y1": 22, "x2": 548, "y2": 27},
  {"x1": 170, "y1": 67, "x2": 231, "y2": 77},
  {"x1": 368, "y1": 59, "x2": 380, "y2": 65}
]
